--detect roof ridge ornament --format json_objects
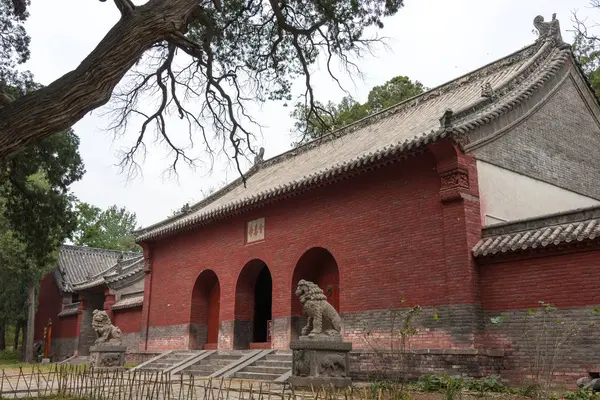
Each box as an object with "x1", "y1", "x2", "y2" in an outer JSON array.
[
  {"x1": 439, "y1": 109, "x2": 454, "y2": 129},
  {"x1": 481, "y1": 82, "x2": 498, "y2": 101},
  {"x1": 533, "y1": 13, "x2": 562, "y2": 44},
  {"x1": 253, "y1": 147, "x2": 265, "y2": 166}
]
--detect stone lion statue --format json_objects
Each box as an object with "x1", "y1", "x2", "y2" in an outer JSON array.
[
  {"x1": 92, "y1": 309, "x2": 122, "y2": 346},
  {"x1": 296, "y1": 279, "x2": 342, "y2": 337}
]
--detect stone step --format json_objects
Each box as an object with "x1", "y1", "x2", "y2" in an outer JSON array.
[
  {"x1": 164, "y1": 354, "x2": 197, "y2": 360},
  {"x1": 199, "y1": 359, "x2": 233, "y2": 366},
  {"x1": 138, "y1": 367, "x2": 165, "y2": 372},
  {"x1": 234, "y1": 371, "x2": 281, "y2": 381},
  {"x1": 211, "y1": 354, "x2": 243, "y2": 360},
  {"x1": 182, "y1": 370, "x2": 212, "y2": 377},
  {"x1": 245, "y1": 366, "x2": 290, "y2": 375},
  {"x1": 254, "y1": 360, "x2": 291, "y2": 368},
  {"x1": 185, "y1": 364, "x2": 217, "y2": 373},
  {"x1": 148, "y1": 360, "x2": 176, "y2": 368},
  {"x1": 265, "y1": 354, "x2": 292, "y2": 362}
]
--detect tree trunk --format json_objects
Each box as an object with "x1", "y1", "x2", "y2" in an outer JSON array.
[
  {"x1": 0, "y1": 0, "x2": 199, "y2": 160},
  {"x1": 24, "y1": 282, "x2": 35, "y2": 363},
  {"x1": 13, "y1": 321, "x2": 20, "y2": 350},
  {"x1": 0, "y1": 321, "x2": 5, "y2": 350},
  {"x1": 19, "y1": 321, "x2": 25, "y2": 361}
]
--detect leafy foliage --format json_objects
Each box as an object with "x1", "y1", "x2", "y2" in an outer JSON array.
[
  {"x1": 573, "y1": 1, "x2": 600, "y2": 97},
  {"x1": 291, "y1": 75, "x2": 425, "y2": 144},
  {"x1": 0, "y1": 0, "x2": 408, "y2": 179},
  {"x1": 72, "y1": 203, "x2": 140, "y2": 252},
  {"x1": 0, "y1": 124, "x2": 83, "y2": 359},
  {"x1": 0, "y1": 129, "x2": 84, "y2": 266},
  {"x1": 573, "y1": 35, "x2": 600, "y2": 96},
  {"x1": 0, "y1": 0, "x2": 30, "y2": 88}
]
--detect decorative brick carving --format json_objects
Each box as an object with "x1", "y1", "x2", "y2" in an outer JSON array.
[
  {"x1": 143, "y1": 254, "x2": 152, "y2": 273},
  {"x1": 439, "y1": 166, "x2": 470, "y2": 202}
]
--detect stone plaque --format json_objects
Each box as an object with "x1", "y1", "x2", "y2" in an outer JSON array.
[{"x1": 246, "y1": 218, "x2": 265, "y2": 243}]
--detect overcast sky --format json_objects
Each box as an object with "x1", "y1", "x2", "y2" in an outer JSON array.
[{"x1": 21, "y1": 0, "x2": 593, "y2": 229}]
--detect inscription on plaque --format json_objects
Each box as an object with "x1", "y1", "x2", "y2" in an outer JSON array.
[{"x1": 246, "y1": 218, "x2": 265, "y2": 243}]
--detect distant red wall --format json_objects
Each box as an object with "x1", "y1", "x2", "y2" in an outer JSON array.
[
  {"x1": 479, "y1": 249, "x2": 600, "y2": 310},
  {"x1": 113, "y1": 308, "x2": 142, "y2": 333},
  {"x1": 57, "y1": 315, "x2": 78, "y2": 338},
  {"x1": 34, "y1": 273, "x2": 64, "y2": 340}
]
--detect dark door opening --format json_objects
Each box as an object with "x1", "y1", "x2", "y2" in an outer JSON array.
[
  {"x1": 252, "y1": 266, "x2": 272, "y2": 342},
  {"x1": 207, "y1": 282, "x2": 220, "y2": 344}
]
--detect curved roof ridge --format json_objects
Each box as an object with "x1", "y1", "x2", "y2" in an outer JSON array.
[{"x1": 136, "y1": 25, "x2": 570, "y2": 242}]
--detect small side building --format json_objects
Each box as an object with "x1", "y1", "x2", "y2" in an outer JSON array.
[{"x1": 34, "y1": 245, "x2": 145, "y2": 361}]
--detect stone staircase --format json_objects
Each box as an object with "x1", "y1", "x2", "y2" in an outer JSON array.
[
  {"x1": 131, "y1": 349, "x2": 292, "y2": 382},
  {"x1": 133, "y1": 350, "x2": 204, "y2": 373},
  {"x1": 180, "y1": 351, "x2": 249, "y2": 377},
  {"x1": 233, "y1": 351, "x2": 292, "y2": 381}
]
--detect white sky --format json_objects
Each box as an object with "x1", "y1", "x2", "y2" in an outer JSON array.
[{"x1": 21, "y1": 0, "x2": 593, "y2": 228}]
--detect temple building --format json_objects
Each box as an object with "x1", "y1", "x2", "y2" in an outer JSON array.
[
  {"x1": 36, "y1": 15, "x2": 600, "y2": 379},
  {"x1": 34, "y1": 245, "x2": 144, "y2": 359}
]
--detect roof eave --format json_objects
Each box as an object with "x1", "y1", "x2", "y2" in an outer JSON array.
[{"x1": 137, "y1": 36, "x2": 571, "y2": 244}]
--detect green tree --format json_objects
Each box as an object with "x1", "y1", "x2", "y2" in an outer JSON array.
[
  {"x1": 573, "y1": 2, "x2": 600, "y2": 95},
  {"x1": 292, "y1": 75, "x2": 425, "y2": 144},
  {"x1": 0, "y1": 0, "x2": 405, "y2": 177},
  {"x1": 0, "y1": 127, "x2": 84, "y2": 361},
  {"x1": 73, "y1": 203, "x2": 140, "y2": 252}
]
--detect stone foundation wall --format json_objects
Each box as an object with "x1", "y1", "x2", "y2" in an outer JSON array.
[
  {"x1": 146, "y1": 324, "x2": 190, "y2": 350},
  {"x1": 121, "y1": 332, "x2": 142, "y2": 352},
  {"x1": 49, "y1": 337, "x2": 77, "y2": 361},
  {"x1": 125, "y1": 351, "x2": 162, "y2": 366},
  {"x1": 349, "y1": 349, "x2": 505, "y2": 381},
  {"x1": 342, "y1": 305, "x2": 482, "y2": 350},
  {"x1": 480, "y1": 307, "x2": 600, "y2": 382}
]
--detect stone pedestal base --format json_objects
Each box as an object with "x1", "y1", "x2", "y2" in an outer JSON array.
[
  {"x1": 89, "y1": 345, "x2": 126, "y2": 368},
  {"x1": 289, "y1": 338, "x2": 352, "y2": 389}
]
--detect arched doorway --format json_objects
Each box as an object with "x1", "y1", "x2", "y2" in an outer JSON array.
[
  {"x1": 234, "y1": 259, "x2": 272, "y2": 349},
  {"x1": 190, "y1": 270, "x2": 220, "y2": 349},
  {"x1": 291, "y1": 248, "x2": 340, "y2": 339}
]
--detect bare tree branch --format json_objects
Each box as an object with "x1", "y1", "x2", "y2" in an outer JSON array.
[{"x1": 0, "y1": 0, "x2": 404, "y2": 179}]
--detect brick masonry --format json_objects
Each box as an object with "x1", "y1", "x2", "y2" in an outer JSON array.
[
  {"x1": 342, "y1": 305, "x2": 484, "y2": 351},
  {"x1": 142, "y1": 149, "x2": 483, "y2": 350},
  {"x1": 477, "y1": 248, "x2": 600, "y2": 380},
  {"x1": 146, "y1": 324, "x2": 190, "y2": 350},
  {"x1": 470, "y1": 64, "x2": 600, "y2": 200},
  {"x1": 125, "y1": 351, "x2": 162, "y2": 365},
  {"x1": 349, "y1": 349, "x2": 505, "y2": 381}
]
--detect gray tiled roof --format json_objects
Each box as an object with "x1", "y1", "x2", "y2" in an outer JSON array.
[
  {"x1": 473, "y1": 206, "x2": 600, "y2": 257},
  {"x1": 104, "y1": 256, "x2": 145, "y2": 284},
  {"x1": 135, "y1": 22, "x2": 571, "y2": 243},
  {"x1": 54, "y1": 245, "x2": 142, "y2": 293},
  {"x1": 111, "y1": 295, "x2": 144, "y2": 311},
  {"x1": 57, "y1": 302, "x2": 79, "y2": 318}
]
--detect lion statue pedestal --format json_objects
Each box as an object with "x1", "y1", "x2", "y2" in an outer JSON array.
[
  {"x1": 89, "y1": 310, "x2": 126, "y2": 368},
  {"x1": 289, "y1": 280, "x2": 352, "y2": 389}
]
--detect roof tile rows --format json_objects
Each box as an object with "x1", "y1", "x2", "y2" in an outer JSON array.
[
  {"x1": 473, "y1": 206, "x2": 600, "y2": 257},
  {"x1": 111, "y1": 295, "x2": 144, "y2": 311},
  {"x1": 135, "y1": 21, "x2": 571, "y2": 243},
  {"x1": 57, "y1": 302, "x2": 79, "y2": 318},
  {"x1": 54, "y1": 245, "x2": 143, "y2": 293}
]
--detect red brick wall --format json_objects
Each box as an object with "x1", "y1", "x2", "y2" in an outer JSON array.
[
  {"x1": 35, "y1": 273, "x2": 64, "y2": 340},
  {"x1": 479, "y1": 249, "x2": 600, "y2": 310},
  {"x1": 142, "y1": 147, "x2": 481, "y2": 349},
  {"x1": 113, "y1": 307, "x2": 143, "y2": 334},
  {"x1": 57, "y1": 315, "x2": 78, "y2": 338}
]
